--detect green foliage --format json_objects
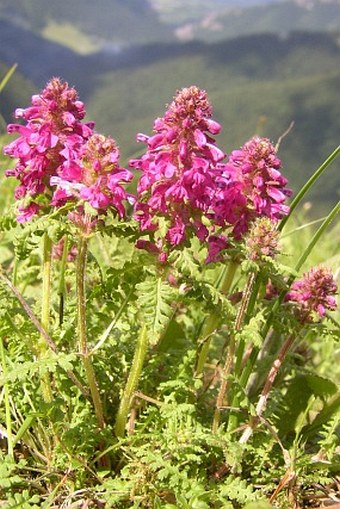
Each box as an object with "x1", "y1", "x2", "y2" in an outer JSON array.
[
  {"x1": 0, "y1": 69, "x2": 339, "y2": 508},
  {"x1": 0, "y1": 455, "x2": 23, "y2": 489},
  {"x1": 136, "y1": 278, "x2": 178, "y2": 345},
  {"x1": 4, "y1": 491, "x2": 40, "y2": 509}
]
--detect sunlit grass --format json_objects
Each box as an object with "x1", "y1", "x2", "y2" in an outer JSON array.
[{"x1": 41, "y1": 21, "x2": 101, "y2": 54}]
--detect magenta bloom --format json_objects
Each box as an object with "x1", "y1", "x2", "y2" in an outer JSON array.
[
  {"x1": 131, "y1": 86, "x2": 227, "y2": 258},
  {"x1": 4, "y1": 78, "x2": 94, "y2": 221},
  {"x1": 213, "y1": 136, "x2": 292, "y2": 238},
  {"x1": 51, "y1": 133, "x2": 133, "y2": 218},
  {"x1": 286, "y1": 266, "x2": 337, "y2": 322},
  {"x1": 206, "y1": 235, "x2": 229, "y2": 264}
]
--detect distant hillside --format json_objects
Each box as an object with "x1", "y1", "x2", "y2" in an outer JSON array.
[
  {"x1": 169, "y1": 0, "x2": 340, "y2": 41},
  {"x1": 0, "y1": 0, "x2": 339, "y2": 50},
  {"x1": 0, "y1": 0, "x2": 174, "y2": 50},
  {"x1": 148, "y1": 0, "x2": 285, "y2": 24}
]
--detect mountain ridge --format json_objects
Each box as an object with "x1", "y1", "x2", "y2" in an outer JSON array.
[{"x1": 0, "y1": 0, "x2": 339, "y2": 50}]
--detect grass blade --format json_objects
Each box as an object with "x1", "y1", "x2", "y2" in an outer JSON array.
[
  {"x1": 294, "y1": 200, "x2": 340, "y2": 272},
  {"x1": 279, "y1": 145, "x2": 340, "y2": 231},
  {"x1": 0, "y1": 63, "x2": 18, "y2": 94}
]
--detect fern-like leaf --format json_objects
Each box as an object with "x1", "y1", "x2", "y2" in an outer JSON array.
[{"x1": 136, "y1": 278, "x2": 178, "y2": 346}]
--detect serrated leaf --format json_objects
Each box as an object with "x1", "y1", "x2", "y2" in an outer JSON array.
[
  {"x1": 0, "y1": 353, "x2": 76, "y2": 387},
  {"x1": 219, "y1": 477, "x2": 254, "y2": 504},
  {"x1": 0, "y1": 213, "x2": 16, "y2": 232},
  {"x1": 5, "y1": 490, "x2": 40, "y2": 509},
  {"x1": 168, "y1": 248, "x2": 200, "y2": 279},
  {"x1": 236, "y1": 312, "x2": 266, "y2": 348},
  {"x1": 136, "y1": 278, "x2": 177, "y2": 345}
]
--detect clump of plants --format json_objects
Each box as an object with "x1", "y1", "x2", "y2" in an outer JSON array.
[{"x1": 0, "y1": 71, "x2": 339, "y2": 508}]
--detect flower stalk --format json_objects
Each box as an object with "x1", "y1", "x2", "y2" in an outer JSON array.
[
  {"x1": 115, "y1": 322, "x2": 148, "y2": 438},
  {"x1": 212, "y1": 270, "x2": 256, "y2": 433},
  {"x1": 195, "y1": 260, "x2": 238, "y2": 377},
  {"x1": 39, "y1": 233, "x2": 53, "y2": 403},
  {"x1": 239, "y1": 333, "x2": 296, "y2": 444},
  {"x1": 0, "y1": 336, "x2": 14, "y2": 458},
  {"x1": 58, "y1": 235, "x2": 69, "y2": 326},
  {"x1": 76, "y1": 236, "x2": 105, "y2": 429}
]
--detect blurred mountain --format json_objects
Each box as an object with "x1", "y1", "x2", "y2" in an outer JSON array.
[
  {"x1": 0, "y1": 0, "x2": 174, "y2": 51},
  {"x1": 0, "y1": 0, "x2": 339, "y2": 50},
  {"x1": 169, "y1": 0, "x2": 340, "y2": 42},
  {"x1": 148, "y1": 0, "x2": 286, "y2": 24}
]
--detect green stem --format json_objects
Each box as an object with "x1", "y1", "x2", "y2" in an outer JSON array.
[
  {"x1": 227, "y1": 272, "x2": 259, "y2": 432},
  {"x1": 0, "y1": 336, "x2": 13, "y2": 458},
  {"x1": 115, "y1": 322, "x2": 148, "y2": 438},
  {"x1": 39, "y1": 233, "x2": 53, "y2": 403},
  {"x1": 212, "y1": 271, "x2": 256, "y2": 433},
  {"x1": 195, "y1": 260, "x2": 238, "y2": 377},
  {"x1": 234, "y1": 274, "x2": 260, "y2": 376},
  {"x1": 76, "y1": 237, "x2": 105, "y2": 429},
  {"x1": 239, "y1": 333, "x2": 296, "y2": 444},
  {"x1": 58, "y1": 235, "x2": 69, "y2": 326},
  {"x1": 212, "y1": 334, "x2": 236, "y2": 433},
  {"x1": 0, "y1": 271, "x2": 89, "y2": 399},
  {"x1": 12, "y1": 256, "x2": 18, "y2": 287},
  {"x1": 239, "y1": 200, "x2": 340, "y2": 391},
  {"x1": 0, "y1": 63, "x2": 17, "y2": 93}
]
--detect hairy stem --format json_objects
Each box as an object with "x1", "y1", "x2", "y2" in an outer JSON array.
[
  {"x1": 77, "y1": 237, "x2": 105, "y2": 429},
  {"x1": 195, "y1": 260, "x2": 238, "y2": 377},
  {"x1": 0, "y1": 336, "x2": 13, "y2": 458},
  {"x1": 212, "y1": 271, "x2": 256, "y2": 433},
  {"x1": 58, "y1": 235, "x2": 69, "y2": 326},
  {"x1": 239, "y1": 201, "x2": 339, "y2": 394},
  {"x1": 0, "y1": 270, "x2": 89, "y2": 399},
  {"x1": 115, "y1": 322, "x2": 148, "y2": 438},
  {"x1": 239, "y1": 333, "x2": 296, "y2": 444},
  {"x1": 39, "y1": 233, "x2": 53, "y2": 403}
]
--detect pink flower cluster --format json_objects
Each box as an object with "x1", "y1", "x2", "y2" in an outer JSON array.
[
  {"x1": 286, "y1": 266, "x2": 337, "y2": 322},
  {"x1": 132, "y1": 86, "x2": 292, "y2": 262},
  {"x1": 131, "y1": 86, "x2": 227, "y2": 260},
  {"x1": 4, "y1": 78, "x2": 132, "y2": 222},
  {"x1": 4, "y1": 78, "x2": 93, "y2": 221},
  {"x1": 50, "y1": 133, "x2": 133, "y2": 218},
  {"x1": 213, "y1": 136, "x2": 292, "y2": 239},
  {"x1": 4, "y1": 80, "x2": 292, "y2": 260}
]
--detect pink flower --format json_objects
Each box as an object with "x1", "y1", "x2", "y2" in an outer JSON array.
[
  {"x1": 213, "y1": 136, "x2": 292, "y2": 238},
  {"x1": 205, "y1": 235, "x2": 229, "y2": 264},
  {"x1": 4, "y1": 77, "x2": 95, "y2": 221},
  {"x1": 4, "y1": 78, "x2": 133, "y2": 224},
  {"x1": 286, "y1": 266, "x2": 337, "y2": 322},
  {"x1": 131, "y1": 86, "x2": 227, "y2": 257},
  {"x1": 51, "y1": 133, "x2": 133, "y2": 218}
]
